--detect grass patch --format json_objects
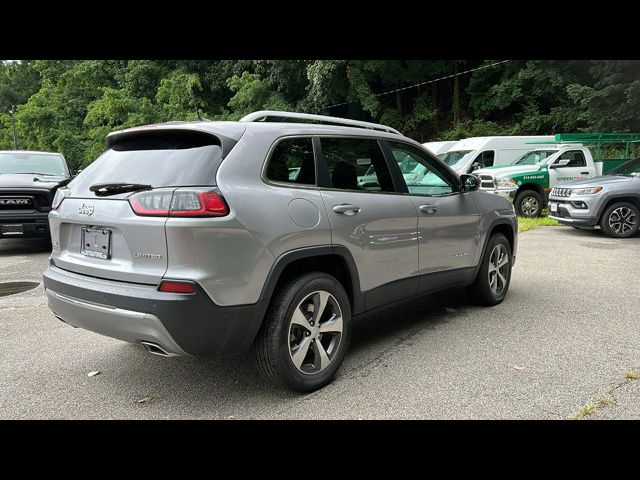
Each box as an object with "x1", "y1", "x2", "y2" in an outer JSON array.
[
  {"x1": 596, "y1": 396, "x2": 617, "y2": 407},
  {"x1": 518, "y1": 216, "x2": 560, "y2": 233},
  {"x1": 624, "y1": 370, "x2": 639, "y2": 381},
  {"x1": 569, "y1": 403, "x2": 597, "y2": 420}
]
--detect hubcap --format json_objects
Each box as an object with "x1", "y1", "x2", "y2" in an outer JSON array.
[
  {"x1": 488, "y1": 244, "x2": 509, "y2": 297},
  {"x1": 288, "y1": 290, "x2": 343, "y2": 375},
  {"x1": 521, "y1": 196, "x2": 539, "y2": 217},
  {"x1": 608, "y1": 207, "x2": 637, "y2": 235}
]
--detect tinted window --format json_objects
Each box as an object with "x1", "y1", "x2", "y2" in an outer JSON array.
[
  {"x1": 608, "y1": 157, "x2": 640, "y2": 176},
  {"x1": 477, "y1": 150, "x2": 494, "y2": 167},
  {"x1": 266, "y1": 137, "x2": 316, "y2": 185},
  {"x1": 0, "y1": 152, "x2": 67, "y2": 177},
  {"x1": 70, "y1": 145, "x2": 221, "y2": 194},
  {"x1": 388, "y1": 142, "x2": 455, "y2": 196},
  {"x1": 320, "y1": 138, "x2": 394, "y2": 193},
  {"x1": 559, "y1": 150, "x2": 586, "y2": 167}
]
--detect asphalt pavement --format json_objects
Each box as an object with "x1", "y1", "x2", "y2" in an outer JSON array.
[{"x1": 1, "y1": 227, "x2": 639, "y2": 419}]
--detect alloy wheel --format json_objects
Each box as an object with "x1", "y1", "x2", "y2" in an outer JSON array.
[
  {"x1": 488, "y1": 244, "x2": 509, "y2": 297},
  {"x1": 288, "y1": 290, "x2": 343, "y2": 375},
  {"x1": 608, "y1": 207, "x2": 637, "y2": 236}
]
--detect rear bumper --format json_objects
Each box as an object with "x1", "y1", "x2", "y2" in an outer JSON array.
[
  {"x1": 42, "y1": 265, "x2": 267, "y2": 357},
  {"x1": 0, "y1": 212, "x2": 50, "y2": 238}
]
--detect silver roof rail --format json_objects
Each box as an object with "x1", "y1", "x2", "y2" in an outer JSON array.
[{"x1": 240, "y1": 110, "x2": 403, "y2": 136}]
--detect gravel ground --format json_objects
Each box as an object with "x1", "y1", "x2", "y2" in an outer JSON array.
[{"x1": 0, "y1": 227, "x2": 638, "y2": 419}]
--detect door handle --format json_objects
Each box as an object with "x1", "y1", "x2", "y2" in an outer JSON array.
[
  {"x1": 418, "y1": 204, "x2": 438, "y2": 214},
  {"x1": 580, "y1": 171, "x2": 589, "y2": 175},
  {"x1": 332, "y1": 204, "x2": 361, "y2": 215}
]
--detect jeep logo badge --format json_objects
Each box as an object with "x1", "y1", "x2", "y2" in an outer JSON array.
[{"x1": 78, "y1": 204, "x2": 95, "y2": 216}]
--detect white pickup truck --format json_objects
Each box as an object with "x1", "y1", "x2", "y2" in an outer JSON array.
[{"x1": 473, "y1": 144, "x2": 598, "y2": 217}]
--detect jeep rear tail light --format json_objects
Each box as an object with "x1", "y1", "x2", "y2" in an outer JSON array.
[{"x1": 128, "y1": 189, "x2": 229, "y2": 217}]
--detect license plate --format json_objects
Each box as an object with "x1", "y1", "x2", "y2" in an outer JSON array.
[
  {"x1": 550, "y1": 203, "x2": 558, "y2": 213},
  {"x1": 1, "y1": 224, "x2": 24, "y2": 235},
  {"x1": 80, "y1": 227, "x2": 111, "y2": 259}
]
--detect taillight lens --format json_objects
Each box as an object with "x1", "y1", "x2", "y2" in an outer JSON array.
[
  {"x1": 51, "y1": 188, "x2": 69, "y2": 210},
  {"x1": 128, "y1": 189, "x2": 229, "y2": 217},
  {"x1": 158, "y1": 280, "x2": 197, "y2": 294}
]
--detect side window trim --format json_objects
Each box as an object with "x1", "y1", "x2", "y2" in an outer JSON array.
[
  {"x1": 379, "y1": 139, "x2": 409, "y2": 194},
  {"x1": 314, "y1": 136, "x2": 332, "y2": 189}
]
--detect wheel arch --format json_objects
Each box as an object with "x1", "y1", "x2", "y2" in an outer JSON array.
[
  {"x1": 595, "y1": 195, "x2": 640, "y2": 221},
  {"x1": 259, "y1": 245, "x2": 364, "y2": 317},
  {"x1": 516, "y1": 183, "x2": 544, "y2": 198},
  {"x1": 473, "y1": 218, "x2": 516, "y2": 281}
]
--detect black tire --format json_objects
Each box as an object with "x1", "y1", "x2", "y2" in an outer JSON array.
[
  {"x1": 514, "y1": 190, "x2": 543, "y2": 218},
  {"x1": 469, "y1": 233, "x2": 512, "y2": 306},
  {"x1": 599, "y1": 202, "x2": 640, "y2": 238},
  {"x1": 254, "y1": 272, "x2": 351, "y2": 393}
]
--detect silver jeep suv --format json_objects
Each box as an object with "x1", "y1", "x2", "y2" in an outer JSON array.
[
  {"x1": 43, "y1": 111, "x2": 518, "y2": 392},
  {"x1": 549, "y1": 157, "x2": 640, "y2": 238}
]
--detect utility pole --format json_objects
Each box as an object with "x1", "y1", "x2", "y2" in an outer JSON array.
[{"x1": 10, "y1": 105, "x2": 17, "y2": 149}]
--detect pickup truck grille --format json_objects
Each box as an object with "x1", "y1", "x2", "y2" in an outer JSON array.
[
  {"x1": 551, "y1": 187, "x2": 572, "y2": 197},
  {"x1": 0, "y1": 192, "x2": 52, "y2": 211},
  {"x1": 478, "y1": 174, "x2": 496, "y2": 189}
]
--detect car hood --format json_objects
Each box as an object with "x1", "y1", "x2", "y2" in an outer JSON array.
[
  {"x1": 474, "y1": 165, "x2": 541, "y2": 177},
  {"x1": 0, "y1": 173, "x2": 69, "y2": 190},
  {"x1": 556, "y1": 174, "x2": 636, "y2": 188}
]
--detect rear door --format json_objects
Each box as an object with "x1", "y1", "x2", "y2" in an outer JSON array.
[
  {"x1": 316, "y1": 136, "x2": 419, "y2": 311},
  {"x1": 50, "y1": 131, "x2": 224, "y2": 285}
]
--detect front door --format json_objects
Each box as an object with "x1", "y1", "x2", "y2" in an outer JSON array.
[
  {"x1": 549, "y1": 149, "x2": 595, "y2": 187},
  {"x1": 316, "y1": 137, "x2": 419, "y2": 311},
  {"x1": 385, "y1": 141, "x2": 481, "y2": 294}
]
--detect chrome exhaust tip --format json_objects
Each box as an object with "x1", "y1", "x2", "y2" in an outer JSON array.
[{"x1": 140, "y1": 341, "x2": 179, "y2": 357}]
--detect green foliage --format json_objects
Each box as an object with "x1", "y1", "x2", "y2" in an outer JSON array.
[
  {"x1": 226, "y1": 71, "x2": 292, "y2": 118},
  {"x1": 3, "y1": 59, "x2": 640, "y2": 169}
]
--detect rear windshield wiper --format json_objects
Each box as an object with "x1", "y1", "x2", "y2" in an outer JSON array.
[{"x1": 89, "y1": 182, "x2": 153, "y2": 196}]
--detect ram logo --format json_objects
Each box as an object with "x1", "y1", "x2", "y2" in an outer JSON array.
[
  {"x1": 0, "y1": 198, "x2": 30, "y2": 206},
  {"x1": 77, "y1": 204, "x2": 95, "y2": 216}
]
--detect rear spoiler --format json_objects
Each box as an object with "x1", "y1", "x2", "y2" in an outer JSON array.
[{"x1": 106, "y1": 125, "x2": 242, "y2": 159}]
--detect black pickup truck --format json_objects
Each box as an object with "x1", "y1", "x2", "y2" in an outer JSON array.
[{"x1": 0, "y1": 150, "x2": 72, "y2": 240}]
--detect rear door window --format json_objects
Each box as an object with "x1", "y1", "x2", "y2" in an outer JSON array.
[{"x1": 319, "y1": 137, "x2": 394, "y2": 193}]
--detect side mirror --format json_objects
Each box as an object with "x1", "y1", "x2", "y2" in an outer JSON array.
[
  {"x1": 549, "y1": 158, "x2": 570, "y2": 169},
  {"x1": 471, "y1": 162, "x2": 482, "y2": 172},
  {"x1": 460, "y1": 174, "x2": 479, "y2": 192}
]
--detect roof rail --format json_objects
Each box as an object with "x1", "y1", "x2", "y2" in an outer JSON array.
[{"x1": 240, "y1": 110, "x2": 403, "y2": 136}]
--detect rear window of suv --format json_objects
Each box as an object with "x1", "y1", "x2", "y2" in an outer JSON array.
[{"x1": 70, "y1": 131, "x2": 223, "y2": 194}]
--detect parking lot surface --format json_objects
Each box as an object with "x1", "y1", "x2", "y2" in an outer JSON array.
[{"x1": 1, "y1": 227, "x2": 638, "y2": 419}]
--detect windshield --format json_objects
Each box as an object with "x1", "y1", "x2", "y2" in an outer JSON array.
[
  {"x1": 607, "y1": 157, "x2": 640, "y2": 176},
  {"x1": 512, "y1": 150, "x2": 558, "y2": 166},
  {"x1": 440, "y1": 150, "x2": 473, "y2": 167},
  {"x1": 0, "y1": 152, "x2": 67, "y2": 176}
]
